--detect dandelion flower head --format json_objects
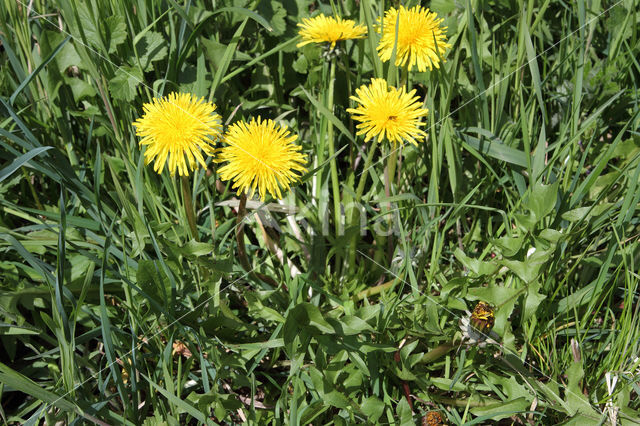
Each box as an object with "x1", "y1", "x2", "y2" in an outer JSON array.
[
  {"x1": 377, "y1": 5, "x2": 451, "y2": 71},
  {"x1": 217, "y1": 117, "x2": 307, "y2": 201},
  {"x1": 297, "y1": 14, "x2": 367, "y2": 49},
  {"x1": 133, "y1": 92, "x2": 222, "y2": 176},
  {"x1": 347, "y1": 78, "x2": 428, "y2": 145},
  {"x1": 459, "y1": 301, "x2": 498, "y2": 348}
]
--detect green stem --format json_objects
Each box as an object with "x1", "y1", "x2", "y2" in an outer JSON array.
[
  {"x1": 348, "y1": 137, "x2": 379, "y2": 269},
  {"x1": 419, "y1": 342, "x2": 455, "y2": 363},
  {"x1": 354, "y1": 277, "x2": 400, "y2": 301},
  {"x1": 327, "y1": 57, "x2": 341, "y2": 240},
  {"x1": 181, "y1": 175, "x2": 199, "y2": 241},
  {"x1": 384, "y1": 147, "x2": 399, "y2": 262},
  {"x1": 22, "y1": 169, "x2": 43, "y2": 211},
  {"x1": 429, "y1": 395, "x2": 496, "y2": 408},
  {"x1": 235, "y1": 193, "x2": 253, "y2": 272},
  {"x1": 401, "y1": 66, "x2": 409, "y2": 88},
  {"x1": 387, "y1": 148, "x2": 399, "y2": 191},
  {"x1": 354, "y1": 137, "x2": 379, "y2": 203},
  {"x1": 235, "y1": 193, "x2": 283, "y2": 289}
]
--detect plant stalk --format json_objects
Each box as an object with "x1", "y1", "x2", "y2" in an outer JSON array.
[
  {"x1": 235, "y1": 193, "x2": 253, "y2": 272},
  {"x1": 354, "y1": 137, "x2": 379, "y2": 203},
  {"x1": 235, "y1": 193, "x2": 283, "y2": 289},
  {"x1": 327, "y1": 56, "x2": 342, "y2": 240},
  {"x1": 348, "y1": 137, "x2": 379, "y2": 269},
  {"x1": 181, "y1": 175, "x2": 199, "y2": 241},
  {"x1": 420, "y1": 342, "x2": 455, "y2": 363}
]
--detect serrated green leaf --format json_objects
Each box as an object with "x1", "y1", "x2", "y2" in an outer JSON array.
[
  {"x1": 109, "y1": 65, "x2": 142, "y2": 101},
  {"x1": 257, "y1": 0, "x2": 287, "y2": 36},
  {"x1": 104, "y1": 16, "x2": 127, "y2": 53},
  {"x1": 467, "y1": 285, "x2": 520, "y2": 335},
  {"x1": 493, "y1": 235, "x2": 524, "y2": 257},
  {"x1": 65, "y1": 76, "x2": 97, "y2": 100},
  {"x1": 77, "y1": 4, "x2": 127, "y2": 54},
  {"x1": 133, "y1": 31, "x2": 168, "y2": 71},
  {"x1": 501, "y1": 247, "x2": 550, "y2": 283},
  {"x1": 523, "y1": 281, "x2": 545, "y2": 321},
  {"x1": 454, "y1": 248, "x2": 499, "y2": 276}
]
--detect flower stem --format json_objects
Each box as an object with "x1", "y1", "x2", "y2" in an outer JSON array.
[
  {"x1": 354, "y1": 137, "x2": 379, "y2": 203},
  {"x1": 235, "y1": 193, "x2": 283, "y2": 289},
  {"x1": 354, "y1": 277, "x2": 400, "y2": 301},
  {"x1": 235, "y1": 193, "x2": 253, "y2": 272},
  {"x1": 382, "y1": 146, "x2": 399, "y2": 262},
  {"x1": 348, "y1": 137, "x2": 379, "y2": 269},
  {"x1": 419, "y1": 342, "x2": 455, "y2": 363},
  {"x1": 326, "y1": 57, "x2": 342, "y2": 241},
  {"x1": 181, "y1": 175, "x2": 199, "y2": 241}
]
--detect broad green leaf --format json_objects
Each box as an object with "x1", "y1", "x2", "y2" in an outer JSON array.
[
  {"x1": 396, "y1": 397, "x2": 413, "y2": 426},
  {"x1": 109, "y1": 65, "x2": 143, "y2": 101},
  {"x1": 565, "y1": 361, "x2": 599, "y2": 418},
  {"x1": 326, "y1": 315, "x2": 373, "y2": 335},
  {"x1": 523, "y1": 281, "x2": 545, "y2": 321},
  {"x1": 288, "y1": 303, "x2": 334, "y2": 334},
  {"x1": 180, "y1": 240, "x2": 214, "y2": 257},
  {"x1": 65, "y1": 76, "x2": 97, "y2": 100},
  {"x1": 77, "y1": 4, "x2": 126, "y2": 54},
  {"x1": 324, "y1": 390, "x2": 350, "y2": 409},
  {"x1": 469, "y1": 397, "x2": 530, "y2": 421},
  {"x1": 454, "y1": 248, "x2": 499, "y2": 276},
  {"x1": 525, "y1": 181, "x2": 558, "y2": 221},
  {"x1": 467, "y1": 285, "x2": 520, "y2": 335},
  {"x1": 539, "y1": 228, "x2": 564, "y2": 242},
  {"x1": 299, "y1": 400, "x2": 329, "y2": 425},
  {"x1": 245, "y1": 292, "x2": 285, "y2": 323},
  {"x1": 461, "y1": 132, "x2": 528, "y2": 167},
  {"x1": 133, "y1": 31, "x2": 168, "y2": 71},
  {"x1": 257, "y1": 0, "x2": 287, "y2": 35},
  {"x1": 561, "y1": 203, "x2": 613, "y2": 222},
  {"x1": 514, "y1": 211, "x2": 537, "y2": 232},
  {"x1": 501, "y1": 247, "x2": 550, "y2": 283},
  {"x1": 103, "y1": 16, "x2": 127, "y2": 53},
  {"x1": 361, "y1": 396, "x2": 384, "y2": 422},
  {"x1": 492, "y1": 235, "x2": 524, "y2": 257}
]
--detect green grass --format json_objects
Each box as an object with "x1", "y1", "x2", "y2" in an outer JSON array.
[{"x1": 1, "y1": 0, "x2": 640, "y2": 424}]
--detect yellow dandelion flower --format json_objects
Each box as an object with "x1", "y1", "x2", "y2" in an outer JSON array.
[
  {"x1": 459, "y1": 301, "x2": 498, "y2": 347},
  {"x1": 347, "y1": 78, "x2": 428, "y2": 145},
  {"x1": 377, "y1": 5, "x2": 451, "y2": 71},
  {"x1": 470, "y1": 301, "x2": 495, "y2": 333},
  {"x1": 217, "y1": 118, "x2": 307, "y2": 201},
  {"x1": 133, "y1": 92, "x2": 222, "y2": 177},
  {"x1": 297, "y1": 14, "x2": 367, "y2": 49}
]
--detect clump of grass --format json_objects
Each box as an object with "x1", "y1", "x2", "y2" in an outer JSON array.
[{"x1": 1, "y1": 0, "x2": 639, "y2": 424}]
